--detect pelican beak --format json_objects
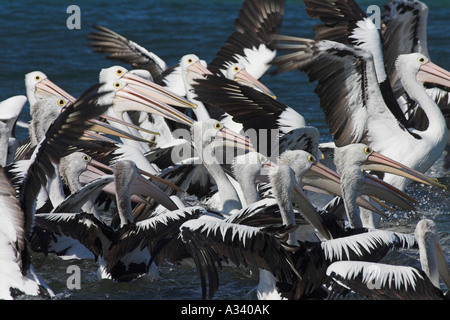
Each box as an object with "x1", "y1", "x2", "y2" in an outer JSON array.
[
  {"x1": 79, "y1": 158, "x2": 114, "y2": 185},
  {"x1": 363, "y1": 151, "x2": 446, "y2": 189},
  {"x1": 35, "y1": 78, "x2": 76, "y2": 102},
  {"x1": 360, "y1": 173, "x2": 417, "y2": 211},
  {"x1": 87, "y1": 118, "x2": 157, "y2": 144},
  {"x1": 188, "y1": 60, "x2": 213, "y2": 78},
  {"x1": 416, "y1": 61, "x2": 450, "y2": 90},
  {"x1": 301, "y1": 161, "x2": 391, "y2": 215},
  {"x1": 292, "y1": 184, "x2": 332, "y2": 240},
  {"x1": 216, "y1": 127, "x2": 256, "y2": 152},
  {"x1": 136, "y1": 168, "x2": 185, "y2": 193},
  {"x1": 113, "y1": 83, "x2": 195, "y2": 126},
  {"x1": 99, "y1": 114, "x2": 161, "y2": 137},
  {"x1": 129, "y1": 173, "x2": 179, "y2": 211},
  {"x1": 121, "y1": 72, "x2": 198, "y2": 109},
  {"x1": 435, "y1": 241, "x2": 450, "y2": 289},
  {"x1": 302, "y1": 161, "x2": 342, "y2": 196},
  {"x1": 234, "y1": 69, "x2": 277, "y2": 99}
]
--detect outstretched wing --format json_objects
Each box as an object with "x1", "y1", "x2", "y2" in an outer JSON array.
[
  {"x1": 208, "y1": 0, "x2": 285, "y2": 79},
  {"x1": 327, "y1": 261, "x2": 445, "y2": 300},
  {"x1": 87, "y1": 25, "x2": 167, "y2": 80},
  {"x1": 180, "y1": 219, "x2": 298, "y2": 299}
]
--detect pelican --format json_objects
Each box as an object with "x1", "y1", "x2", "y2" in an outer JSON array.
[
  {"x1": 326, "y1": 218, "x2": 450, "y2": 300},
  {"x1": 190, "y1": 119, "x2": 254, "y2": 215},
  {"x1": 0, "y1": 95, "x2": 27, "y2": 166},
  {"x1": 303, "y1": 0, "x2": 449, "y2": 159},
  {"x1": 0, "y1": 83, "x2": 112, "y2": 299},
  {"x1": 273, "y1": 37, "x2": 449, "y2": 190},
  {"x1": 180, "y1": 162, "x2": 416, "y2": 300},
  {"x1": 87, "y1": 0, "x2": 285, "y2": 85},
  {"x1": 192, "y1": 70, "x2": 313, "y2": 158},
  {"x1": 333, "y1": 143, "x2": 446, "y2": 228},
  {"x1": 37, "y1": 159, "x2": 205, "y2": 281},
  {"x1": 0, "y1": 167, "x2": 54, "y2": 300}
]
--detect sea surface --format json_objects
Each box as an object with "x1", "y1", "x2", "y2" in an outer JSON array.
[{"x1": 0, "y1": 0, "x2": 449, "y2": 301}]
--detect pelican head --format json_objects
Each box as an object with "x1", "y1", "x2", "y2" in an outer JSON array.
[
  {"x1": 99, "y1": 66, "x2": 197, "y2": 109},
  {"x1": 25, "y1": 71, "x2": 76, "y2": 108},
  {"x1": 396, "y1": 53, "x2": 450, "y2": 93},
  {"x1": 97, "y1": 79, "x2": 194, "y2": 127},
  {"x1": 226, "y1": 63, "x2": 276, "y2": 99},
  {"x1": 415, "y1": 218, "x2": 450, "y2": 290},
  {"x1": 191, "y1": 119, "x2": 254, "y2": 155},
  {"x1": 337, "y1": 144, "x2": 446, "y2": 189}
]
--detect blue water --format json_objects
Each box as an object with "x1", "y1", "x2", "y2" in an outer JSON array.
[{"x1": 1, "y1": 0, "x2": 449, "y2": 300}]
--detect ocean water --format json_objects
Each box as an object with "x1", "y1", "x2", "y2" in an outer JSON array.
[{"x1": 0, "y1": 0, "x2": 449, "y2": 300}]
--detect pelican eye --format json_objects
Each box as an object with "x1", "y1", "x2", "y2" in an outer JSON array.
[
  {"x1": 116, "y1": 69, "x2": 124, "y2": 76},
  {"x1": 364, "y1": 147, "x2": 372, "y2": 154},
  {"x1": 213, "y1": 122, "x2": 223, "y2": 130},
  {"x1": 307, "y1": 155, "x2": 316, "y2": 163},
  {"x1": 113, "y1": 82, "x2": 123, "y2": 89},
  {"x1": 35, "y1": 75, "x2": 41, "y2": 81},
  {"x1": 418, "y1": 56, "x2": 427, "y2": 64},
  {"x1": 187, "y1": 58, "x2": 193, "y2": 64},
  {"x1": 82, "y1": 155, "x2": 91, "y2": 162},
  {"x1": 234, "y1": 66, "x2": 240, "y2": 72},
  {"x1": 57, "y1": 99, "x2": 66, "y2": 106}
]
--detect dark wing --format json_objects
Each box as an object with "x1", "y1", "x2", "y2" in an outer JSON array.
[
  {"x1": 381, "y1": 0, "x2": 430, "y2": 99},
  {"x1": 105, "y1": 207, "x2": 206, "y2": 269},
  {"x1": 208, "y1": 0, "x2": 285, "y2": 79},
  {"x1": 50, "y1": 175, "x2": 114, "y2": 213},
  {"x1": 180, "y1": 219, "x2": 298, "y2": 299},
  {"x1": 34, "y1": 212, "x2": 114, "y2": 258},
  {"x1": 303, "y1": 0, "x2": 367, "y2": 44},
  {"x1": 327, "y1": 261, "x2": 446, "y2": 300},
  {"x1": 87, "y1": 25, "x2": 166, "y2": 80},
  {"x1": 273, "y1": 37, "x2": 400, "y2": 147},
  {"x1": 193, "y1": 74, "x2": 305, "y2": 156},
  {"x1": 0, "y1": 167, "x2": 27, "y2": 271},
  {"x1": 18, "y1": 85, "x2": 110, "y2": 244}
]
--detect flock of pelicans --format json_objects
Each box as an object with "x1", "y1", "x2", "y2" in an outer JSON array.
[{"x1": 1, "y1": 0, "x2": 450, "y2": 300}]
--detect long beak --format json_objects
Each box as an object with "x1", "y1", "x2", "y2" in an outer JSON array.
[
  {"x1": 362, "y1": 151, "x2": 446, "y2": 189},
  {"x1": 435, "y1": 241, "x2": 450, "y2": 289},
  {"x1": 292, "y1": 184, "x2": 332, "y2": 240},
  {"x1": 417, "y1": 61, "x2": 450, "y2": 89},
  {"x1": 234, "y1": 69, "x2": 277, "y2": 99},
  {"x1": 99, "y1": 113, "x2": 161, "y2": 137},
  {"x1": 121, "y1": 72, "x2": 198, "y2": 109},
  {"x1": 188, "y1": 60, "x2": 214, "y2": 77},
  {"x1": 301, "y1": 161, "x2": 342, "y2": 196},
  {"x1": 35, "y1": 78, "x2": 76, "y2": 102},
  {"x1": 114, "y1": 84, "x2": 195, "y2": 126},
  {"x1": 360, "y1": 173, "x2": 417, "y2": 211},
  {"x1": 216, "y1": 127, "x2": 255, "y2": 152},
  {"x1": 128, "y1": 174, "x2": 179, "y2": 211},
  {"x1": 136, "y1": 168, "x2": 185, "y2": 193},
  {"x1": 87, "y1": 118, "x2": 157, "y2": 144}
]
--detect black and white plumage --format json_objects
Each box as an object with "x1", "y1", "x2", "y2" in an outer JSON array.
[
  {"x1": 0, "y1": 167, "x2": 54, "y2": 300},
  {"x1": 35, "y1": 207, "x2": 206, "y2": 282},
  {"x1": 181, "y1": 217, "x2": 416, "y2": 300},
  {"x1": 326, "y1": 219, "x2": 450, "y2": 300},
  {"x1": 192, "y1": 74, "x2": 306, "y2": 157},
  {"x1": 274, "y1": 37, "x2": 448, "y2": 190},
  {"x1": 207, "y1": 0, "x2": 285, "y2": 79},
  {"x1": 0, "y1": 84, "x2": 111, "y2": 299},
  {"x1": 87, "y1": 25, "x2": 167, "y2": 81}
]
